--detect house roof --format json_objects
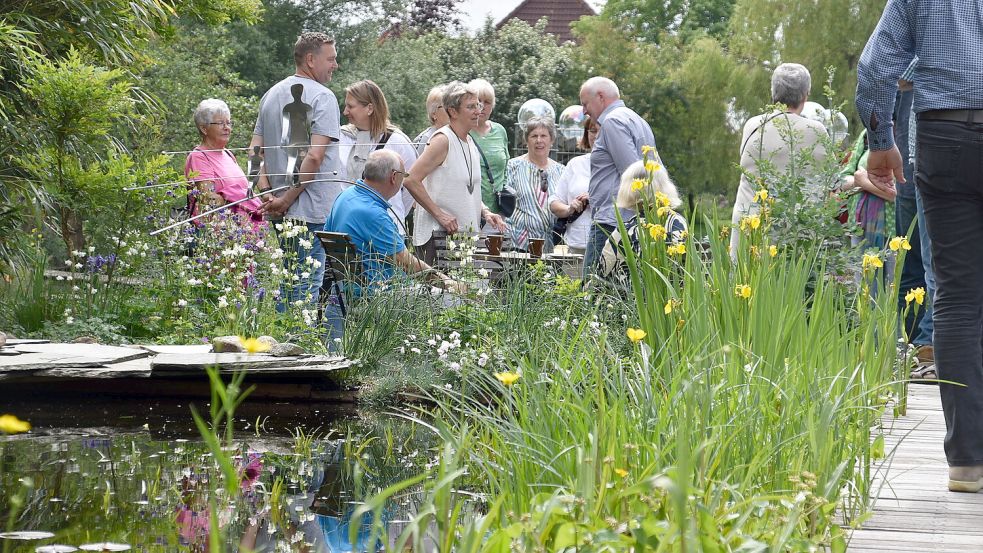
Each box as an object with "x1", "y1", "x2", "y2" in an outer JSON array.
[{"x1": 495, "y1": 0, "x2": 597, "y2": 43}]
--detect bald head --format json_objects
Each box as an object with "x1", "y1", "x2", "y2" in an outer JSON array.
[
  {"x1": 579, "y1": 76, "x2": 621, "y2": 120},
  {"x1": 361, "y1": 150, "x2": 405, "y2": 199}
]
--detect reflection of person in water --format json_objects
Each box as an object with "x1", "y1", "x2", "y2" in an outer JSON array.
[{"x1": 176, "y1": 452, "x2": 266, "y2": 552}]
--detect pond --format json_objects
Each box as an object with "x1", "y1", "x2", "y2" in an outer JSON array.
[{"x1": 0, "y1": 398, "x2": 434, "y2": 552}]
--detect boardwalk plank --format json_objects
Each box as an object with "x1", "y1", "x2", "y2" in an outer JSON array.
[{"x1": 849, "y1": 385, "x2": 983, "y2": 551}]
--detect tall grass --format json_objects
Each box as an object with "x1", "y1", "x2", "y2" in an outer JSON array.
[{"x1": 357, "y1": 206, "x2": 903, "y2": 550}]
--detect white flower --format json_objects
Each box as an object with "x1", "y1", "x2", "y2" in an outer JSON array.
[
  {"x1": 187, "y1": 278, "x2": 202, "y2": 286},
  {"x1": 477, "y1": 353, "x2": 489, "y2": 367},
  {"x1": 217, "y1": 296, "x2": 229, "y2": 308},
  {"x1": 65, "y1": 316, "x2": 74, "y2": 324},
  {"x1": 410, "y1": 347, "x2": 421, "y2": 354},
  {"x1": 87, "y1": 246, "x2": 95, "y2": 253},
  {"x1": 177, "y1": 299, "x2": 188, "y2": 307},
  {"x1": 311, "y1": 259, "x2": 322, "y2": 269},
  {"x1": 56, "y1": 275, "x2": 64, "y2": 281},
  {"x1": 74, "y1": 263, "x2": 83, "y2": 269},
  {"x1": 72, "y1": 286, "x2": 80, "y2": 292},
  {"x1": 299, "y1": 238, "x2": 312, "y2": 249},
  {"x1": 271, "y1": 248, "x2": 284, "y2": 260},
  {"x1": 301, "y1": 271, "x2": 310, "y2": 279},
  {"x1": 65, "y1": 259, "x2": 72, "y2": 266}
]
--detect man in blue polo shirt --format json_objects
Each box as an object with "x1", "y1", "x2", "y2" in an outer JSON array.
[{"x1": 323, "y1": 151, "x2": 463, "y2": 342}]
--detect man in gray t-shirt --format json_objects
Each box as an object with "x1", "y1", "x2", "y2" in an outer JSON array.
[{"x1": 250, "y1": 32, "x2": 341, "y2": 307}]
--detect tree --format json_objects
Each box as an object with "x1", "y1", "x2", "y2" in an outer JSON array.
[
  {"x1": 598, "y1": 0, "x2": 737, "y2": 43},
  {"x1": 405, "y1": 0, "x2": 463, "y2": 34},
  {"x1": 18, "y1": 50, "x2": 137, "y2": 253}
]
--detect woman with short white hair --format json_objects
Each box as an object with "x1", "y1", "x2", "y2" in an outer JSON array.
[
  {"x1": 185, "y1": 98, "x2": 264, "y2": 228},
  {"x1": 468, "y1": 78, "x2": 511, "y2": 216}
]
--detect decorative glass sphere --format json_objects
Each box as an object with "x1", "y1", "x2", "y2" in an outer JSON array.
[
  {"x1": 517, "y1": 99, "x2": 556, "y2": 131},
  {"x1": 801, "y1": 101, "x2": 850, "y2": 146},
  {"x1": 558, "y1": 105, "x2": 586, "y2": 140}
]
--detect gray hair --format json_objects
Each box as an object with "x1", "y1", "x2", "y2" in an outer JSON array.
[
  {"x1": 442, "y1": 80, "x2": 478, "y2": 112},
  {"x1": 580, "y1": 76, "x2": 620, "y2": 99},
  {"x1": 524, "y1": 115, "x2": 556, "y2": 142},
  {"x1": 771, "y1": 63, "x2": 811, "y2": 108},
  {"x1": 425, "y1": 84, "x2": 446, "y2": 123},
  {"x1": 362, "y1": 150, "x2": 402, "y2": 183},
  {"x1": 193, "y1": 98, "x2": 231, "y2": 135}
]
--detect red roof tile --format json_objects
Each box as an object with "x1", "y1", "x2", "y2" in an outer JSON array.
[{"x1": 495, "y1": 0, "x2": 597, "y2": 43}]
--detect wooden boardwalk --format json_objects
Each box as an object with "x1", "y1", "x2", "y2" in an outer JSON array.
[{"x1": 849, "y1": 384, "x2": 983, "y2": 552}]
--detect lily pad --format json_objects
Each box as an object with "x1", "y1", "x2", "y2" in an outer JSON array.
[
  {"x1": 78, "y1": 544, "x2": 130, "y2": 552},
  {"x1": 0, "y1": 531, "x2": 55, "y2": 540},
  {"x1": 36, "y1": 546, "x2": 79, "y2": 553}
]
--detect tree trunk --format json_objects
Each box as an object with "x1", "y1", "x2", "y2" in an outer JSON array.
[{"x1": 59, "y1": 204, "x2": 85, "y2": 254}]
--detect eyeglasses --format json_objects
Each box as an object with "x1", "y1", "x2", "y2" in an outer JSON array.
[
  {"x1": 538, "y1": 169, "x2": 549, "y2": 192},
  {"x1": 208, "y1": 121, "x2": 234, "y2": 128},
  {"x1": 392, "y1": 170, "x2": 408, "y2": 178},
  {"x1": 462, "y1": 102, "x2": 485, "y2": 111}
]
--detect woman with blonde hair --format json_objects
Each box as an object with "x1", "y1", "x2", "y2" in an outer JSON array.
[
  {"x1": 600, "y1": 159, "x2": 688, "y2": 277},
  {"x1": 339, "y1": 79, "x2": 418, "y2": 233},
  {"x1": 414, "y1": 84, "x2": 450, "y2": 156}
]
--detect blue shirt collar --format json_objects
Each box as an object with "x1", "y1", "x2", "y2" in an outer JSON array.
[
  {"x1": 354, "y1": 179, "x2": 390, "y2": 208},
  {"x1": 597, "y1": 100, "x2": 626, "y2": 125}
]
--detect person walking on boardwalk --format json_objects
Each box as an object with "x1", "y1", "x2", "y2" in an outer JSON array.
[{"x1": 856, "y1": 0, "x2": 983, "y2": 492}]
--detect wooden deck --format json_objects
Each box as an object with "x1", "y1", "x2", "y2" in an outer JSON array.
[
  {"x1": 0, "y1": 340, "x2": 355, "y2": 402},
  {"x1": 849, "y1": 384, "x2": 983, "y2": 552}
]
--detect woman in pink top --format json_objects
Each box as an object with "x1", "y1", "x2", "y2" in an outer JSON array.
[{"x1": 184, "y1": 98, "x2": 264, "y2": 227}]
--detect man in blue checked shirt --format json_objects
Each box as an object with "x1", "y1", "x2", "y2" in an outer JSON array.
[{"x1": 856, "y1": 0, "x2": 983, "y2": 493}]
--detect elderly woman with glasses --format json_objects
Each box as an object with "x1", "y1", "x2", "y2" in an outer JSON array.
[
  {"x1": 184, "y1": 98, "x2": 264, "y2": 227},
  {"x1": 413, "y1": 84, "x2": 451, "y2": 156},
  {"x1": 503, "y1": 116, "x2": 563, "y2": 251},
  {"x1": 402, "y1": 81, "x2": 507, "y2": 262}
]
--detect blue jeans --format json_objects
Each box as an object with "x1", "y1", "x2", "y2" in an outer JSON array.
[
  {"x1": 913, "y1": 185, "x2": 936, "y2": 346},
  {"x1": 321, "y1": 294, "x2": 345, "y2": 352},
  {"x1": 916, "y1": 117, "x2": 983, "y2": 465},
  {"x1": 582, "y1": 222, "x2": 616, "y2": 281},
  {"x1": 276, "y1": 220, "x2": 326, "y2": 312}
]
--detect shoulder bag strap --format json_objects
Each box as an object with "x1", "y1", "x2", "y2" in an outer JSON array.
[
  {"x1": 473, "y1": 140, "x2": 495, "y2": 186},
  {"x1": 739, "y1": 112, "x2": 783, "y2": 159},
  {"x1": 374, "y1": 132, "x2": 393, "y2": 151}
]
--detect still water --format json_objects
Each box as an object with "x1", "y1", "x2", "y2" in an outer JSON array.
[{"x1": 0, "y1": 398, "x2": 434, "y2": 552}]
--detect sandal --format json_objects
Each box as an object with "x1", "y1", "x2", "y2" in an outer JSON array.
[{"x1": 910, "y1": 363, "x2": 938, "y2": 383}]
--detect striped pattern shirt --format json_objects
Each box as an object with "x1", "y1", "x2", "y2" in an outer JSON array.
[{"x1": 504, "y1": 157, "x2": 564, "y2": 250}]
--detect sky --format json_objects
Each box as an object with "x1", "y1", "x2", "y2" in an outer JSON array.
[{"x1": 457, "y1": 0, "x2": 606, "y2": 33}]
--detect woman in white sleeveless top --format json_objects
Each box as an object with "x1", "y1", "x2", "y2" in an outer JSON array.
[{"x1": 402, "y1": 81, "x2": 507, "y2": 252}]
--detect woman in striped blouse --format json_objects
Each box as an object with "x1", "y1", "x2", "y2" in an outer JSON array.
[{"x1": 504, "y1": 116, "x2": 564, "y2": 251}]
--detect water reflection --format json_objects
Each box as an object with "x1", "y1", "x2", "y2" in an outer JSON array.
[{"x1": 0, "y1": 415, "x2": 432, "y2": 552}]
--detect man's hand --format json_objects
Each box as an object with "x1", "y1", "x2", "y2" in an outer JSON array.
[
  {"x1": 436, "y1": 210, "x2": 459, "y2": 234},
  {"x1": 443, "y1": 277, "x2": 468, "y2": 295},
  {"x1": 866, "y1": 145, "x2": 906, "y2": 190},
  {"x1": 485, "y1": 213, "x2": 507, "y2": 232},
  {"x1": 260, "y1": 195, "x2": 290, "y2": 218}
]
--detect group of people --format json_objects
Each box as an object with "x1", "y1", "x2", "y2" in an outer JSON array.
[
  {"x1": 181, "y1": 0, "x2": 983, "y2": 496},
  {"x1": 184, "y1": 32, "x2": 685, "y2": 307}
]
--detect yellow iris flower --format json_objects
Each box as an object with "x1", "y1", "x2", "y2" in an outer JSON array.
[
  {"x1": 631, "y1": 179, "x2": 647, "y2": 191},
  {"x1": 667, "y1": 243, "x2": 686, "y2": 256},
  {"x1": 753, "y1": 189, "x2": 769, "y2": 203},
  {"x1": 648, "y1": 224, "x2": 667, "y2": 241},
  {"x1": 862, "y1": 253, "x2": 884, "y2": 270},
  {"x1": 889, "y1": 236, "x2": 912, "y2": 251},
  {"x1": 905, "y1": 287, "x2": 926, "y2": 305},
  {"x1": 626, "y1": 328, "x2": 647, "y2": 343},
  {"x1": 734, "y1": 284, "x2": 752, "y2": 299},
  {"x1": 239, "y1": 336, "x2": 272, "y2": 354}
]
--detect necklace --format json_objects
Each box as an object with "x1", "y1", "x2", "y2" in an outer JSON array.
[{"x1": 453, "y1": 130, "x2": 476, "y2": 195}]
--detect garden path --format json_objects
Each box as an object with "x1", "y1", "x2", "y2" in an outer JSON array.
[{"x1": 848, "y1": 384, "x2": 983, "y2": 552}]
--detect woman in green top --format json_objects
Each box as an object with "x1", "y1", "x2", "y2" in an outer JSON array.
[{"x1": 469, "y1": 78, "x2": 510, "y2": 215}]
